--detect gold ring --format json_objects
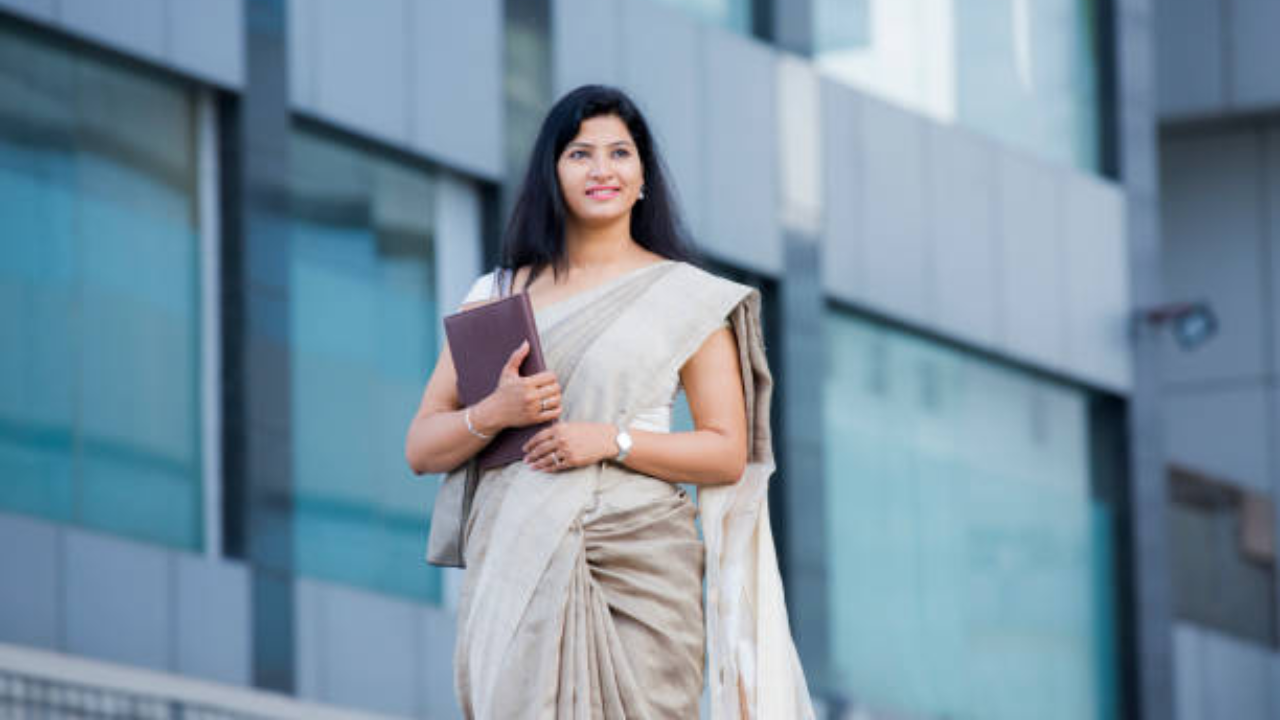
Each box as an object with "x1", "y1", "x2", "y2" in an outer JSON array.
[{"x1": 541, "y1": 398, "x2": 549, "y2": 411}]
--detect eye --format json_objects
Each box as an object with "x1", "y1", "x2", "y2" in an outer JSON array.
[
  {"x1": 568, "y1": 149, "x2": 587, "y2": 159},
  {"x1": 612, "y1": 148, "x2": 631, "y2": 158}
]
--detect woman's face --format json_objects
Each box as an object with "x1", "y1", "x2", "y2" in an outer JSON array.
[{"x1": 556, "y1": 114, "x2": 644, "y2": 227}]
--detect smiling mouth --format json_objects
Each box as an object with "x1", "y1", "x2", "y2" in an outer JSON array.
[{"x1": 586, "y1": 187, "x2": 621, "y2": 198}]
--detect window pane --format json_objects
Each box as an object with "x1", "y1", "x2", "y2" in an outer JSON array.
[
  {"x1": 288, "y1": 128, "x2": 441, "y2": 604},
  {"x1": 0, "y1": 20, "x2": 201, "y2": 549},
  {"x1": 815, "y1": 0, "x2": 1102, "y2": 173},
  {"x1": 821, "y1": 308, "x2": 1120, "y2": 719}
]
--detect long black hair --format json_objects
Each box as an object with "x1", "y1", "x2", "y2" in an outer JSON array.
[{"x1": 500, "y1": 84, "x2": 699, "y2": 289}]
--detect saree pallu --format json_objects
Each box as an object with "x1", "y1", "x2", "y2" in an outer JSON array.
[{"x1": 443, "y1": 260, "x2": 814, "y2": 719}]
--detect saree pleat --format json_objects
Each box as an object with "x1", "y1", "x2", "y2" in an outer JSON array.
[{"x1": 450, "y1": 260, "x2": 813, "y2": 719}]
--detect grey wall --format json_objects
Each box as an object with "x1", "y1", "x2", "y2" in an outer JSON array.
[
  {"x1": 554, "y1": 0, "x2": 1133, "y2": 394},
  {"x1": 1160, "y1": 125, "x2": 1280, "y2": 495},
  {"x1": 287, "y1": 0, "x2": 504, "y2": 181},
  {"x1": 1159, "y1": 111, "x2": 1280, "y2": 720},
  {"x1": 0, "y1": 0, "x2": 244, "y2": 88},
  {"x1": 0, "y1": 510, "x2": 251, "y2": 686},
  {"x1": 0, "y1": 0, "x2": 505, "y2": 183},
  {"x1": 0, "y1": 510, "x2": 462, "y2": 719},
  {"x1": 1175, "y1": 622, "x2": 1280, "y2": 720},
  {"x1": 1156, "y1": 0, "x2": 1280, "y2": 120}
]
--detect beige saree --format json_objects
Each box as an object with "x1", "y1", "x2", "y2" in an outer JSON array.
[{"x1": 445, "y1": 260, "x2": 813, "y2": 719}]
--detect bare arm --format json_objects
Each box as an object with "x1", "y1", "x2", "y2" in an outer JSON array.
[
  {"x1": 404, "y1": 300, "x2": 563, "y2": 475},
  {"x1": 521, "y1": 325, "x2": 748, "y2": 485}
]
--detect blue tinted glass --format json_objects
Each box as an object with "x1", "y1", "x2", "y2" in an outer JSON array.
[
  {"x1": 0, "y1": 22, "x2": 201, "y2": 549},
  {"x1": 815, "y1": 0, "x2": 1101, "y2": 173},
  {"x1": 288, "y1": 129, "x2": 441, "y2": 604},
  {"x1": 649, "y1": 0, "x2": 751, "y2": 34},
  {"x1": 822, "y1": 308, "x2": 1119, "y2": 719}
]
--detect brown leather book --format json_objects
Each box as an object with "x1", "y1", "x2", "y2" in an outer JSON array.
[{"x1": 443, "y1": 291, "x2": 553, "y2": 470}]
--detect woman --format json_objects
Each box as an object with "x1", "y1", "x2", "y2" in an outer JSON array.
[{"x1": 405, "y1": 84, "x2": 812, "y2": 719}]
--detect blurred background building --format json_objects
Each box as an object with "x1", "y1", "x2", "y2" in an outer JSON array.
[{"x1": 0, "y1": 0, "x2": 1274, "y2": 718}]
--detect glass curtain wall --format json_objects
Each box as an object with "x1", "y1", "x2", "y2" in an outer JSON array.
[
  {"x1": 814, "y1": 0, "x2": 1103, "y2": 173},
  {"x1": 287, "y1": 126, "x2": 442, "y2": 603},
  {"x1": 649, "y1": 0, "x2": 752, "y2": 35},
  {"x1": 0, "y1": 20, "x2": 202, "y2": 550},
  {"x1": 822, "y1": 307, "x2": 1121, "y2": 719}
]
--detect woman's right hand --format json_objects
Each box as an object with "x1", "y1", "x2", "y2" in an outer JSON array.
[{"x1": 472, "y1": 340, "x2": 562, "y2": 432}]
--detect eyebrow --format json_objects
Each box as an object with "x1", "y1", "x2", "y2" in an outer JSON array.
[{"x1": 565, "y1": 140, "x2": 634, "y2": 149}]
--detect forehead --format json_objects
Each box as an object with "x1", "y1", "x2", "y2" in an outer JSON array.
[{"x1": 567, "y1": 115, "x2": 634, "y2": 146}]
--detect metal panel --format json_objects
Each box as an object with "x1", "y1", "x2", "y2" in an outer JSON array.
[
  {"x1": 312, "y1": 0, "x2": 409, "y2": 145},
  {"x1": 1164, "y1": 385, "x2": 1271, "y2": 492},
  {"x1": 1063, "y1": 173, "x2": 1132, "y2": 391},
  {"x1": 57, "y1": 0, "x2": 165, "y2": 61},
  {"x1": 860, "y1": 96, "x2": 931, "y2": 326},
  {"x1": 820, "y1": 78, "x2": 863, "y2": 305},
  {"x1": 293, "y1": 579, "x2": 323, "y2": 700},
  {"x1": 63, "y1": 529, "x2": 170, "y2": 671},
  {"x1": 174, "y1": 554, "x2": 251, "y2": 684},
  {"x1": 1173, "y1": 623, "x2": 1206, "y2": 720},
  {"x1": 619, "y1": 0, "x2": 703, "y2": 242},
  {"x1": 0, "y1": 0, "x2": 54, "y2": 21},
  {"x1": 1268, "y1": 127, "x2": 1280, "y2": 381},
  {"x1": 435, "y1": 171, "x2": 485, "y2": 315},
  {"x1": 167, "y1": 0, "x2": 244, "y2": 88},
  {"x1": 1228, "y1": 0, "x2": 1280, "y2": 110},
  {"x1": 418, "y1": 606, "x2": 460, "y2": 719},
  {"x1": 927, "y1": 124, "x2": 999, "y2": 348},
  {"x1": 1200, "y1": 626, "x2": 1276, "y2": 718},
  {"x1": 1154, "y1": 0, "x2": 1224, "y2": 118},
  {"x1": 0, "y1": 512, "x2": 59, "y2": 649},
  {"x1": 997, "y1": 152, "x2": 1066, "y2": 369},
  {"x1": 319, "y1": 584, "x2": 418, "y2": 717},
  {"x1": 551, "y1": 0, "x2": 620, "y2": 96},
  {"x1": 286, "y1": 0, "x2": 316, "y2": 109},
  {"x1": 412, "y1": 0, "x2": 503, "y2": 179},
  {"x1": 702, "y1": 27, "x2": 779, "y2": 274},
  {"x1": 1160, "y1": 131, "x2": 1268, "y2": 383}
]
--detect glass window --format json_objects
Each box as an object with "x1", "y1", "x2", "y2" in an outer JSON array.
[
  {"x1": 815, "y1": 0, "x2": 1103, "y2": 173},
  {"x1": 648, "y1": 0, "x2": 752, "y2": 35},
  {"x1": 821, "y1": 307, "x2": 1121, "y2": 719},
  {"x1": 1168, "y1": 466, "x2": 1276, "y2": 646},
  {"x1": 288, "y1": 127, "x2": 441, "y2": 604},
  {"x1": 0, "y1": 21, "x2": 202, "y2": 549}
]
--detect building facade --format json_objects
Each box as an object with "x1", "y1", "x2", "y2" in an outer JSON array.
[
  {"x1": 1155, "y1": 0, "x2": 1280, "y2": 717},
  {"x1": 0, "y1": 0, "x2": 1241, "y2": 718}
]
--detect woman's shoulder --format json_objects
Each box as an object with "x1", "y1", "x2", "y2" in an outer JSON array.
[
  {"x1": 665, "y1": 260, "x2": 755, "y2": 299},
  {"x1": 460, "y1": 270, "x2": 501, "y2": 306}
]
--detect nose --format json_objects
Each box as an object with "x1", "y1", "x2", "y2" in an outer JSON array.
[{"x1": 587, "y1": 155, "x2": 613, "y2": 181}]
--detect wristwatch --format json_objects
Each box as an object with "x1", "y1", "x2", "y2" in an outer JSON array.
[{"x1": 613, "y1": 425, "x2": 633, "y2": 463}]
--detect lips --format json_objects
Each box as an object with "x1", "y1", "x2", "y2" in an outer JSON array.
[{"x1": 586, "y1": 186, "x2": 621, "y2": 199}]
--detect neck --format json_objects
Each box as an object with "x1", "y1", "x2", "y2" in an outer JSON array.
[{"x1": 562, "y1": 215, "x2": 638, "y2": 271}]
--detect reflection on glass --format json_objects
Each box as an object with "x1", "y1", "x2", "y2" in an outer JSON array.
[
  {"x1": 288, "y1": 128, "x2": 441, "y2": 604},
  {"x1": 649, "y1": 0, "x2": 751, "y2": 34},
  {"x1": 822, "y1": 308, "x2": 1119, "y2": 719},
  {"x1": 815, "y1": 0, "x2": 1101, "y2": 172},
  {"x1": 0, "y1": 21, "x2": 202, "y2": 549}
]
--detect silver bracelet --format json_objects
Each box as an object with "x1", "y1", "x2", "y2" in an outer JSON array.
[{"x1": 464, "y1": 407, "x2": 491, "y2": 440}]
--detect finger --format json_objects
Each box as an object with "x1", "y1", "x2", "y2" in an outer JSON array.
[
  {"x1": 524, "y1": 436, "x2": 557, "y2": 463},
  {"x1": 502, "y1": 340, "x2": 530, "y2": 374},
  {"x1": 527, "y1": 371, "x2": 558, "y2": 387},
  {"x1": 521, "y1": 428, "x2": 553, "y2": 453},
  {"x1": 533, "y1": 383, "x2": 561, "y2": 401}
]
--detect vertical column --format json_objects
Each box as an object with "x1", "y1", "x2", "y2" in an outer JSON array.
[
  {"x1": 221, "y1": 0, "x2": 295, "y2": 695},
  {"x1": 775, "y1": 54, "x2": 833, "y2": 692},
  {"x1": 1115, "y1": 0, "x2": 1175, "y2": 718},
  {"x1": 500, "y1": 0, "x2": 552, "y2": 255}
]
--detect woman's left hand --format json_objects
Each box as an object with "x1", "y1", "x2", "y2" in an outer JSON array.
[{"x1": 522, "y1": 422, "x2": 616, "y2": 473}]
